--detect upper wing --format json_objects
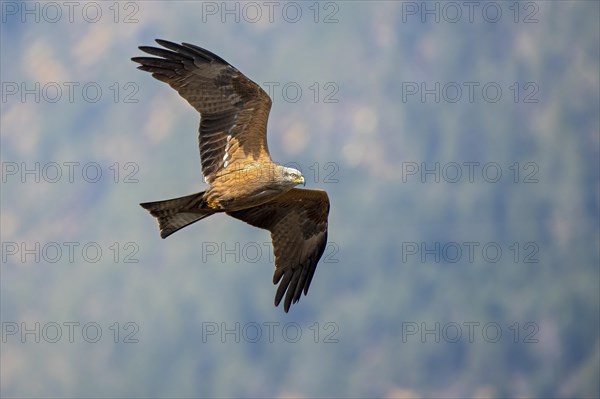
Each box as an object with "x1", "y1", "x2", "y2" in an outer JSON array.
[
  {"x1": 132, "y1": 39, "x2": 273, "y2": 183},
  {"x1": 227, "y1": 189, "x2": 330, "y2": 312}
]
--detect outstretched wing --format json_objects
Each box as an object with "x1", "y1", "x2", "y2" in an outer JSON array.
[
  {"x1": 132, "y1": 39, "x2": 273, "y2": 183},
  {"x1": 227, "y1": 189, "x2": 330, "y2": 312}
]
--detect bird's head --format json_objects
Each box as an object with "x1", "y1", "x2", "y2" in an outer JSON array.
[{"x1": 280, "y1": 166, "x2": 305, "y2": 186}]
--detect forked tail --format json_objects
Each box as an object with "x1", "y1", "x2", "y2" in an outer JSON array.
[{"x1": 140, "y1": 191, "x2": 214, "y2": 238}]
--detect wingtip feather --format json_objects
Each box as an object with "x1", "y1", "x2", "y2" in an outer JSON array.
[{"x1": 155, "y1": 38, "x2": 178, "y2": 48}]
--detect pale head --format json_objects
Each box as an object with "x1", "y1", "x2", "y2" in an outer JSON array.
[{"x1": 277, "y1": 165, "x2": 305, "y2": 187}]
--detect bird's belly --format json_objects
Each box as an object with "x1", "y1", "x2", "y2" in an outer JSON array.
[{"x1": 205, "y1": 187, "x2": 288, "y2": 211}]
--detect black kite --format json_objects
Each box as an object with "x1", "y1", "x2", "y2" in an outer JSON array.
[{"x1": 133, "y1": 39, "x2": 330, "y2": 312}]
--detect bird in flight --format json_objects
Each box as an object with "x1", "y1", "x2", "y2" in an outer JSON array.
[{"x1": 133, "y1": 39, "x2": 330, "y2": 312}]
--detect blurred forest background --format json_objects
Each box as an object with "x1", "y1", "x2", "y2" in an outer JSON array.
[{"x1": 1, "y1": 1, "x2": 598, "y2": 398}]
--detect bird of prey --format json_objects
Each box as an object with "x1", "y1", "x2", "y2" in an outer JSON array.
[{"x1": 133, "y1": 39, "x2": 330, "y2": 312}]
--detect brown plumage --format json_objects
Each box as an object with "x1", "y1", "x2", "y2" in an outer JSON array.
[{"x1": 133, "y1": 39, "x2": 330, "y2": 312}]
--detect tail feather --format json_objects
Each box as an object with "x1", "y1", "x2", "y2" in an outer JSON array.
[{"x1": 140, "y1": 191, "x2": 214, "y2": 238}]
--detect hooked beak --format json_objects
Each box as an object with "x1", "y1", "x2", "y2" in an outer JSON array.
[{"x1": 298, "y1": 176, "x2": 306, "y2": 186}]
